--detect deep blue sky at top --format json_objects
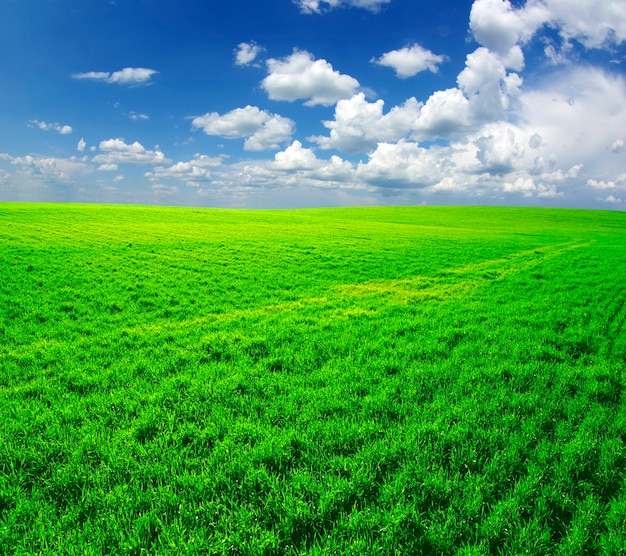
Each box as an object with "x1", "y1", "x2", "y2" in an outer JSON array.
[{"x1": 1, "y1": 0, "x2": 625, "y2": 208}]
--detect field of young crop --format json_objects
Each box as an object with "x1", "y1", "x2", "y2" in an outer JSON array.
[{"x1": 1, "y1": 203, "x2": 625, "y2": 554}]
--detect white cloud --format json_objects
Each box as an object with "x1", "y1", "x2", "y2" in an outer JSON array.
[
  {"x1": 311, "y1": 93, "x2": 422, "y2": 152},
  {"x1": 518, "y1": 67, "x2": 626, "y2": 178},
  {"x1": 601, "y1": 194, "x2": 623, "y2": 204},
  {"x1": 588, "y1": 179, "x2": 616, "y2": 190},
  {"x1": 73, "y1": 71, "x2": 109, "y2": 81},
  {"x1": 474, "y1": 124, "x2": 524, "y2": 175},
  {"x1": 295, "y1": 0, "x2": 391, "y2": 13},
  {"x1": 152, "y1": 183, "x2": 180, "y2": 196},
  {"x1": 612, "y1": 139, "x2": 625, "y2": 153},
  {"x1": 529, "y1": 133, "x2": 543, "y2": 149},
  {"x1": 310, "y1": 116, "x2": 587, "y2": 196},
  {"x1": 536, "y1": 184, "x2": 564, "y2": 198},
  {"x1": 543, "y1": 0, "x2": 626, "y2": 48},
  {"x1": 312, "y1": 47, "x2": 522, "y2": 151},
  {"x1": 201, "y1": 143, "x2": 363, "y2": 195},
  {"x1": 469, "y1": 0, "x2": 626, "y2": 68},
  {"x1": 191, "y1": 106, "x2": 294, "y2": 151},
  {"x1": 262, "y1": 50, "x2": 359, "y2": 106},
  {"x1": 192, "y1": 106, "x2": 269, "y2": 137},
  {"x1": 356, "y1": 140, "x2": 443, "y2": 188},
  {"x1": 93, "y1": 139, "x2": 168, "y2": 165},
  {"x1": 469, "y1": 0, "x2": 548, "y2": 64},
  {"x1": 541, "y1": 164, "x2": 584, "y2": 182},
  {"x1": 244, "y1": 116, "x2": 296, "y2": 152},
  {"x1": 457, "y1": 47, "x2": 521, "y2": 122},
  {"x1": 309, "y1": 155, "x2": 356, "y2": 183},
  {"x1": 543, "y1": 43, "x2": 568, "y2": 65},
  {"x1": 72, "y1": 67, "x2": 158, "y2": 86},
  {"x1": 146, "y1": 154, "x2": 225, "y2": 187},
  {"x1": 372, "y1": 44, "x2": 447, "y2": 78},
  {"x1": 414, "y1": 88, "x2": 471, "y2": 138},
  {"x1": 28, "y1": 120, "x2": 73, "y2": 135},
  {"x1": 502, "y1": 177, "x2": 538, "y2": 196},
  {"x1": 587, "y1": 174, "x2": 626, "y2": 191},
  {"x1": 98, "y1": 163, "x2": 118, "y2": 171},
  {"x1": 501, "y1": 178, "x2": 563, "y2": 200},
  {"x1": 77, "y1": 138, "x2": 87, "y2": 152},
  {"x1": 235, "y1": 42, "x2": 264, "y2": 66},
  {"x1": 273, "y1": 140, "x2": 319, "y2": 170},
  {"x1": 11, "y1": 155, "x2": 92, "y2": 181},
  {"x1": 130, "y1": 112, "x2": 149, "y2": 121},
  {"x1": 410, "y1": 66, "x2": 626, "y2": 198}
]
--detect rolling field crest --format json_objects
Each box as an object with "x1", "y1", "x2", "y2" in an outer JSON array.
[{"x1": 1, "y1": 203, "x2": 625, "y2": 554}]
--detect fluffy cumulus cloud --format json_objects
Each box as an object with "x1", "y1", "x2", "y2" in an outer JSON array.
[
  {"x1": 588, "y1": 172, "x2": 626, "y2": 205},
  {"x1": 28, "y1": 120, "x2": 72, "y2": 135},
  {"x1": 262, "y1": 50, "x2": 359, "y2": 106},
  {"x1": 311, "y1": 93, "x2": 422, "y2": 152},
  {"x1": 151, "y1": 183, "x2": 180, "y2": 196},
  {"x1": 273, "y1": 140, "x2": 319, "y2": 170},
  {"x1": 326, "y1": 2, "x2": 626, "y2": 201},
  {"x1": 382, "y1": 67, "x2": 624, "y2": 197},
  {"x1": 543, "y1": 0, "x2": 626, "y2": 48},
  {"x1": 235, "y1": 141, "x2": 362, "y2": 191},
  {"x1": 191, "y1": 141, "x2": 362, "y2": 196},
  {"x1": 356, "y1": 140, "x2": 444, "y2": 188},
  {"x1": 93, "y1": 139, "x2": 168, "y2": 165},
  {"x1": 414, "y1": 89, "x2": 471, "y2": 138},
  {"x1": 146, "y1": 154, "x2": 225, "y2": 187},
  {"x1": 9, "y1": 154, "x2": 92, "y2": 181},
  {"x1": 519, "y1": 67, "x2": 626, "y2": 179},
  {"x1": 307, "y1": 0, "x2": 626, "y2": 196},
  {"x1": 72, "y1": 67, "x2": 158, "y2": 86},
  {"x1": 601, "y1": 194, "x2": 623, "y2": 204},
  {"x1": 469, "y1": 0, "x2": 548, "y2": 66},
  {"x1": 313, "y1": 46, "x2": 522, "y2": 151},
  {"x1": 470, "y1": 0, "x2": 626, "y2": 65},
  {"x1": 612, "y1": 139, "x2": 626, "y2": 153},
  {"x1": 235, "y1": 42, "x2": 264, "y2": 66},
  {"x1": 342, "y1": 74, "x2": 626, "y2": 198},
  {"x1": 291, "y1": 105, "x2": 615, "y2": 197},
  {"x1": 295, "y1": 0, "x2": 391, "y2": 14},
  {"x1": 372, "y1": 44, "x2": 448, "y2": 78},
  {"x1": 457, "y1": 47, "x2": 522, "y2": 121},
  {"x1": 473, "y1": 124, "x2": 524, "y2": 175},
  {"x1": 191, "y1": 106, "x2": 294, "y2": 151}
]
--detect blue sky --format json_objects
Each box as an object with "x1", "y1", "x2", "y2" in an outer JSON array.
[{"x1": 1, "y1": 0, "x2": 625, "y2": 208}]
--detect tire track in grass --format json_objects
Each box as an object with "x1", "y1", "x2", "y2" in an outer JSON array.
[
  {"x1": 444, "y1": 240, "x2": 594, "y2": 279},
  {"x1": 335, "y1": 241, "x2": 594, "y2": 304},
  {"x1": 114, "y1": 241, "x2": 593, "y2": 339},
  {"x1": 1, "y1": 241, "x2": 594, "y2": 360}
]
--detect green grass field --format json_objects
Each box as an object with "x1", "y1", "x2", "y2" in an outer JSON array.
[{"x1": 1, "y1": 203, "x2": 626, "y2": 555}]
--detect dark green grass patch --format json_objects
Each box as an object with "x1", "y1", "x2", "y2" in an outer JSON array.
[{"x1": 1, "y1": 203, "x2": 625, "y2": 554}]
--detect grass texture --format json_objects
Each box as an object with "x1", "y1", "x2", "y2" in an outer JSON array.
[{"x1": 1, "y1": 203, "x2": 626, "y2": 555}]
